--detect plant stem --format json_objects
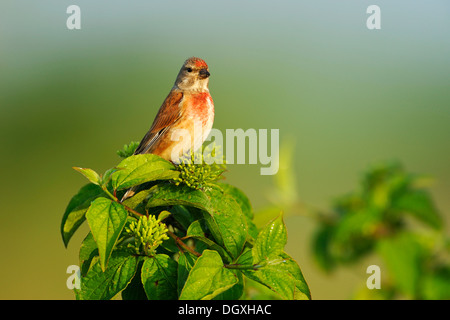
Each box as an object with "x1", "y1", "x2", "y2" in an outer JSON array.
[
  {"x1": 167, "y1": 230, "x2": 201, "y2": 257},
  {"x1": 121, "y1": 203, "x2": 144, "y2": 218},
  {"x1": 224, "y1": 263, "x2": 262, "y2": 270},
  {"x1": 117, "y1": 192, "x2": 200, "y2": 257},
  {"x1": 103, "y1": 186, "x2": 118, "y2": 202}
]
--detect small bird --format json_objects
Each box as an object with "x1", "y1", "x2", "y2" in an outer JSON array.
[{"x1": 121, "y1": 57, "x2": 214, "y2": 201}]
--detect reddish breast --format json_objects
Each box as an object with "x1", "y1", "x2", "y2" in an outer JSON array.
[{"x1": 190, "y1": 92, "x2": 213, "y2": 113}]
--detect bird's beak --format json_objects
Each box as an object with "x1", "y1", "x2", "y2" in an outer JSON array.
[{"x1": 199, "y1": 68, "x2": 210, "y2": 79}]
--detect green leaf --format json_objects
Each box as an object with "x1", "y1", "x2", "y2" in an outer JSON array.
[
  {"x1": 117, "y1": 141, "x2": 140, "y2": 158},
  {"x1": 376, "y1": 232, "x2": 424, "y2": 298},
  {"x1": 235, "y1": 214, "x2": 311, "y2": 300},
  {"x1": 101, "y1": 168, "x2": 118, "y2": 186},
  {"x1": 158, "y1": 210, "x2": 171, "y2": 221},
  {"x1": 253, "y1": 213, "x2": 287, "y2": 264},
  {"x1": 79, "y1": 232, "x2": 98, "y2": 276},
  {"x1": 179, "y1": 250, "x2": 238, "y2": 300},
  {"x1": 146, "y1": 184, "x2": 247, "y2": 259},
  {"x1": 217, "y1": 182, "x2": 258, "y2": 239},
  {"x1": 333, "y1": 209, "x2": 381, "y2": 241},
  {"x1": 86, "y1": 197, "x2": 128, "y2": 271},
  {"x1": 170, "y1": 205, "x2": 197, "y2": 231},
  {"x1": 277, "y1": 252, "x2": 311, "y2": 300},
  {"x1": 216, "y1": 183, "x2": 253, "y2": 220},
  {"x1": 393, "y1": 190, "x2": 442, "y2": 229},
  {"x1": 121, "y1": 188, "x2": 154, "y2": 210},
  {"x1": 242, "y1": 277, "x2": 282, "y2": 300},
  {"x1": 111, "y1": 154, "x2": 179, "y2": 191},
  {"x1": 186, "y1": 220, "x2": 232, "y2": 262},
  {"x1": 329, "y1": 208, "x2": 380, "y2": 263},
  {"x1": 73, "y1": 167, "x2": 102, "y2": 185},
  {"x1": 421, "y1": 266, "x2": 450, "y2": 299},
  {"x1": 213, "y1": 270, "x2": 244, "y2": 300},
  {"x1": 177, "y1": 251, "x2": 198, "y2": 296},
  {"x1": 121, "y1": 260, "x2": 148, "y2": 300},
  {"x1": 141, "y1": 254, "x2": 178, "y2": 300},
  {"x1": 78, "y1": 251, "x2": 137, "y2": 300},
  {"x1": 191, "y1": 186, "x2": 248, "y2": 259},
  {"x1": 61, "y1": 183, "x2": 106, "y2": 247},
  {"x1": 146, "y1": 183, "x2": 209, "y2": 209},
  {"x1": 240, "y1": 251, "x2": 311, "y2": 300},
  {"x1": 311, "y1": 225, "x2": 336, "y2": 272},
  {"x1": 235, "y1": 247, "x2": 253, "y2": 266},
  {"x1": 186, "y1": 219, "x2": 206, "y2": 237}
]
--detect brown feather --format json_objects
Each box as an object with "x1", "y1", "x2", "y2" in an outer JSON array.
[
  {"x1": 134, "y1": 89, "x2": 184, "y2": 155},
  {"x1": 121, "y1": 89, "x2": 184, "y2": 202}
]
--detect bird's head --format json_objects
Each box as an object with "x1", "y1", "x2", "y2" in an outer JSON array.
[{"x1": 174, "y1": 57, "x2": 210, "y2": 92}]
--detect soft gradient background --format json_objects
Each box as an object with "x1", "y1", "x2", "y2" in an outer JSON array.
[{"x1": 1, "y1": 0, "x2": 449, "y2": 299}]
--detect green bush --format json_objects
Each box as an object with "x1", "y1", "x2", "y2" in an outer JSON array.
[
  {"x1": 61, "y1": 144, "x2": 311, "y2": 300},
  {"x1": 312, "y1": 162, "x2": 450, "y2": 299}
]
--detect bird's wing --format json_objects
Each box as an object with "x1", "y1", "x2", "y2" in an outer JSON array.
[{"x1": 134, "y1": 89, "x2": 184, "y2": 155}]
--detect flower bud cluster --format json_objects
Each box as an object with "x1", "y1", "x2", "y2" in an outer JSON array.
[
  {"x1": 125, "y1": 215, "x2": 169, "y2": 255},
  {"x1": 173, "y1": 145, "x2": 226, "y2": 190}
]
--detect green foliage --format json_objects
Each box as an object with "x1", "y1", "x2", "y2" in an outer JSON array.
[
  {"x1": 238, "y1": 214, "x2": 310, "y2": 300},
  {"x1": 62, "y1": 145, "x2": 310, "y2": 300},
  {"x1": 253, "y1": 142, "x2": 449, "y2": 300},
  {"x1": 311, "y1": 162, "x2": 450, "y2": 299},
  {"x1": 61, "y1": 183, "x2": 106, "y2": 247},
  {"x1": 173, "y1": 145, "x2": 226, "y2": 190},
  {"x1": 141, "y1": 254, "x2": 178, "y2": 300},
  {"x1": 125, "y1": 215, "x2": 170, "y2": 255},
  {"x1": 75, "y1": 250, "x2": 138, "y2": 300},
  {"x1": 179, "y1": 250, "x2": 238, "y2": 300},
  {"x1": 146, "y1": 183, "x2": 249, "y2": 260},
  {"x1": 86, "y1": 197, "x2": 128, "y2": 271},
  {"x1": 112, "y1": 154, "x2": 179, "y2": 191},
  {"x1": 117, "y1": 141, "x2": 140, "y2": 158}
]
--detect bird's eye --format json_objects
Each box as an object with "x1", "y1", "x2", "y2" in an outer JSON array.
[{"x1": 186, "y1": 67, "x2": 193, "y2": 73}]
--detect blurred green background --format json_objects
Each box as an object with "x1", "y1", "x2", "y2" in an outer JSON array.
[{"x1": 1, "y1": 0, "x2": 449, "y2": 299}]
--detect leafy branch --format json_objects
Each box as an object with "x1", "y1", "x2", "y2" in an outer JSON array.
[
  {"x1": 259, "y1": 141, "x2": 449, "y2": 300},
  {"x1": 310, "y1": 162, "x2": 450, "y2": 299},
  {"x1": 61, "y1": 143, "x2": 311, "y2": 300}
]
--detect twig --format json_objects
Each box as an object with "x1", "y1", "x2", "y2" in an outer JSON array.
[
  {"x1": 122, "y1": 204, "x2": 144, "y2": 217},
  {"x1": 223, "y1": 263, "x2": 261, "y2": 270},
  {"x1": 167, "y1": 230, "x2": 201, "y2": 257},
  {"x1": 119, "y1": 194, "x2": 200, "y2": 257}
]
